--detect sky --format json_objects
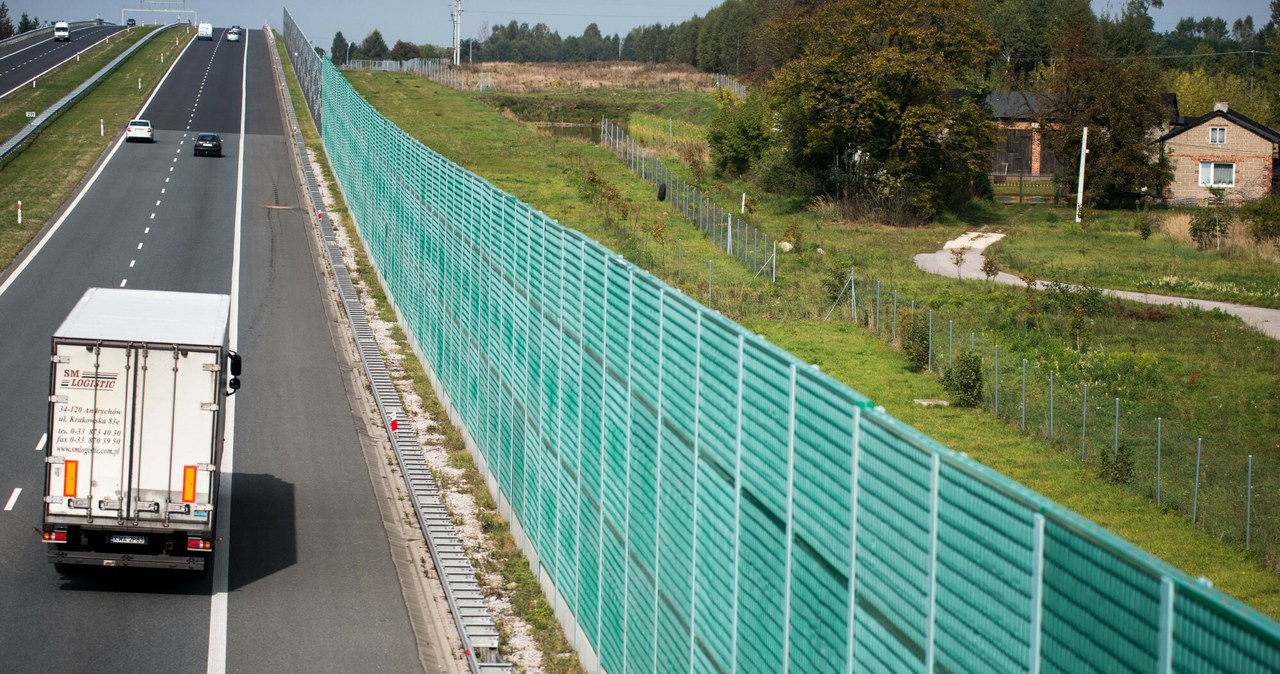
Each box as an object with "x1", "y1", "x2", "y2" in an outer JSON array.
[{"x1": 8, "y1": 0, "x2": 1269, "y2": 51}]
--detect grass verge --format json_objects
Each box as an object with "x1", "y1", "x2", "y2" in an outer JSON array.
[
  {"x1": 0, "y1": 25, "x2": 190, "y2": 271},
  {"x1": 340, "y1": 70, "x2": 1280, "y2": 617},
  {"x1": 276, "y1": 37, "x2": 585, "y2": 672}
]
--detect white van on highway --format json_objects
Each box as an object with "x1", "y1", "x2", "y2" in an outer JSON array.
[
  {"x1": 197, "y1": 22, "x2": 213, "y2": 40},
  {"x1": 53, "y1": 21, "x2": 70, "y2": 41}
]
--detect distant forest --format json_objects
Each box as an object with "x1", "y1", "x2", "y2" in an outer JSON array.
[{"x1": 335, "y1": 0, "x2": 1272, "y2": 102}]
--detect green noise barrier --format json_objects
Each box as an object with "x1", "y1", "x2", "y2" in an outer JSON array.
[{"x1": 290, "y1": 15, "x2": 1280, "y2": 670}]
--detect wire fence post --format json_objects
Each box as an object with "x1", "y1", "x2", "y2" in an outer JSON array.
[
  {"x1": 1193, "y1": 438, "x2": 1202, "y2": 526},
  {"x1": 948, "y1": 320, "x2": 953, "y2": 368},
  {"x1": 928, "y1": 310, "x2": 933, "y2": 372},
  {"x1": 1156, "y1": 417, "x2": 1162, "y2": 506},
  {"x1": 970, "y1": 332, "x2": 975, "y2": 351},
  {"x1": 892, "y1": 291, "x2": 898, "y2": 341},
  {"x1": 851, "y1": 271, "x2": 858, "y2": 323},
  {"x1": 1247, "y1": 454, "x2": 1253, "y2": 549},
  {"x1": 1021, "y1": 359, "x2": 1027, "y2": 431},
  {"x1": 1081, "y1": 384, "x2": 1088, "y2": 460},
  {"x1": 994, "y1": 344, "x2": 999, "y2": 416},
  {"x1": 1113, "y1": 398, "x2": 1119, "y2": 461},
  {"x1": 1049, "y1": 371, "x2": 1054, "y2": 441},
  {"x1": 876, "y1": 281, "x2": 881, "y2": 336}
]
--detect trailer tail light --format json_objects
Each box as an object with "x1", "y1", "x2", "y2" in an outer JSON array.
[
  {"x1": 187, "y1": 538, "x2": 212, "y2": 551},
  {"x1": 43, "y1": 530, "x2": 67, "y2": 543}
]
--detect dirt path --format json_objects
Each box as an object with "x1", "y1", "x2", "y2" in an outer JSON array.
[{"x1": 913, "y1": 232, "x2": 1280, "y2": 340}]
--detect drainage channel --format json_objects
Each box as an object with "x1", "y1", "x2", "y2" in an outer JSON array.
[{"x1": 264, "y1": 26, "x2": 512, "y2": 673}]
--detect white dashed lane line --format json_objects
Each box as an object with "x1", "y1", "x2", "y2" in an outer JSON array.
[
  {"x1": 34, "y1": 434, "x2": 46, "y2": 452},
  {"x1": 119, "y1": 278, "x2": 127, "y2": 287},
  {"x1": 129, "y1": 259, "x2": 135, "y2": 267},
  {"x1": 136, "y1": 242, "x2": 143, "y2": 250},
  {"x1": 4, "y1": 488, "x2": 19, "y2": 511}
]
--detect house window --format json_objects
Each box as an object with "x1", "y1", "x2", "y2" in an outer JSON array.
[
  {"x1": 1199, "y1": 161, "x2": 1234, "y2": 187},
  {"x1": 1209, "y1": 127, "x2": 1226, "y2": 144}
]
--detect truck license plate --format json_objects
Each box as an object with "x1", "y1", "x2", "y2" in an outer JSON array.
[{"x1": 109, "y1": 535, "x2": 147, "y2": 545}]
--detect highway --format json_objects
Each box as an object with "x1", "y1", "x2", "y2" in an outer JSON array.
[
  {"x1": 0, "y1": 27, "x2": 433, "y2": 671},
  {"x1": 0, "y1": 23, "x2": 128, "y2": 93}
]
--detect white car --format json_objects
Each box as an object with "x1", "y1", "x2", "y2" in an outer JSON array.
[
  {"x1": 227, "y1": 29, "x2": 239, "y2": 42},
  {"x1": 125, "y1": 119, "x2": 154, "y2": 143}
]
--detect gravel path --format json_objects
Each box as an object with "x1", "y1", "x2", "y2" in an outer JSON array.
[{"x1": 912, "y1": 232, "x2": 1280, "y2": 340}]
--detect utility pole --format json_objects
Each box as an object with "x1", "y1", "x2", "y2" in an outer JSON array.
[
  {"x1": 450, "y1": 0, "x2": 462, "y2": 66},
  {"x1": 1075, "y1": 126, "x2": 1088, "y2": 223}
]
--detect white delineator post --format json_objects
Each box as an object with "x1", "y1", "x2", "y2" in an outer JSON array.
[
  {"x1": 1075, "y1": 127, "x2": 1089, "y2": 223},
  {"x1": 17, "y1": 200, "x2": 21, "y2": 225}
]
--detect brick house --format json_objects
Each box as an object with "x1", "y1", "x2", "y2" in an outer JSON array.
[
  {"x1": 1157, "y1": 103, "x2": 1280, "y2": 205},
  {"x1": 989, "y1": 91, "x2": 1063, "y2": 177}
]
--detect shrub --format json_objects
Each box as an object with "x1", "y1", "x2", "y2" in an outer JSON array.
[
  {"x1": 822, "y1": 262, "x2": 851, "y2": 305},
  {"x1": 1241, "y1": 195, "x2": 1280, "y2": 249},
  {"x1": 1189, "y1": 187, "x2": 1232, "y2": 249},
  {"x1": 942, "y1": 351, "x2": 983, "y2": 406},
  {"x1": 1099, "y1": 440, "x2": 1135, "y2": 485},
  {"x1": 900, "y1": 314, "x2": 930, "y2": 372}
]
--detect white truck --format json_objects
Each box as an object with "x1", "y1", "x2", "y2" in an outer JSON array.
[
  {"x1": 197, "y1": 22, "x2": 213, "y2": 40},
  {"x1": 41, "y1": 288, "x2": 241, "y2": 572},
  {"x1": 53, "y1": 21, "x2": 70, "y2": 41}
]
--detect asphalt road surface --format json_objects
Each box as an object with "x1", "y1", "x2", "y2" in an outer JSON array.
[
  {"x1": 0, "y1": 24, "x2": 129, "y2": 94},
  {"x1": 0, "y1": 27, "x2": 428, "y2": 672}
]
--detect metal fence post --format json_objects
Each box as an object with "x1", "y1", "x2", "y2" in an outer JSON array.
[
  {"x1": 850, "y1": 269, "x2": 857, "y2": 324},
  {"x1": 1049, "y1": 371, "x2": 1055, "y2": 441},
  {"x1": 994, "y1": 344, "x2": 999, "y2": 416},
  {"x1": 925, "y1": 453, "x2": 941, "y2": 672},
  {"x1": 876, "y1": 281, "x2": 881, "y2": 336},
  {"x1": 1247, "y1": 454, "x2": 1253, "y2": 549},
  {"x1": 1156, "y1": 417, "x2": 1162, "y2": 506},
  {"x1": 892, "y1": 292, "x2": 898, "y2": 341},
  {"x1": 1193, "y1": 438, "x2": 1202, "y2": 526},
  {"x1": 1022, "y1": 359, "x2": 1027, "y2": 431},
  {"x1": 927, "y1": 310, "x2": 933, "y2": 372},
  {"x1": 730, "y1": 335, "x2": 745, "y2": 665},
  {"x1": 1113, "y1": 398, "x2": 1119, "y2": 461},
  {"x1": 1081, "y1": 384, "x2": 1089, "y2": 460},
  {"x1": 844, "y1": 402, "x2": 863, "y2": 674}
]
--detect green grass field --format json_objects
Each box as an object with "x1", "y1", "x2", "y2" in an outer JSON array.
[
  {"x1": 0, "y1": 25, "x2": 189, "y2": 270},
  {"x1": 340, "y1": 69, "x2": 1280, "y2": 618}
]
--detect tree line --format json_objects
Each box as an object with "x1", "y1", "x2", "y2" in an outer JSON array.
[
  {"x1": 0, "y1": 2, "x2": 43, "y2": 40},
  {"x1": 327, "y1": 0, "x2": 1280, "y2": 222}
]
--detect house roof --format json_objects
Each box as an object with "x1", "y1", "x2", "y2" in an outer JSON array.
[
  {"x1": 1157, "y1": 107, "x2": 1280, "y2": 144},
  {"x1": 989, "y1": 91, "x2": 1049, "y2": 119}
]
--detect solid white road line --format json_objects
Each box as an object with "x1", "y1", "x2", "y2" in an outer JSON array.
[
  {"x1": 0, "y1": 30, "x2": 199, "y2": 300},
  {"x1": 3, "y1": 488, "x2": 19, "y2": 511},
  {"x1": 34, "y1": 433, "x2": 46, "y2": 452},
  {"x1": 207, "y1": 26, "x2": 248, "y2": 674}
]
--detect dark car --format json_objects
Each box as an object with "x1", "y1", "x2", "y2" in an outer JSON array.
[
  {"x1": 193, "y1": 133, "x2": 222, "y2": 157},
  {"x1": 126, "y1": 18, "x2": 136, "y2": 27}
]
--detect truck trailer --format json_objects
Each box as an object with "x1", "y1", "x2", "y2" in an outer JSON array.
[{"x1": 41, "y1": 288, "x2": 241, "y2": 572}]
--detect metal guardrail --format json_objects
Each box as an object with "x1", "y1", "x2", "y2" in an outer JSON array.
[
  {"x1": 0, "y1": 24, "x2": 176, "y2": 164},
  {"x1": 267, "y1": 22, "x2": 513, "y2": 673},
  {"x1": 0, "y1": 22, "x2": 104, "y2": 50}
]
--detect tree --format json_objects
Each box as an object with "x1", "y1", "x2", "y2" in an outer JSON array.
[
  {"x1": 0, "y1": 3, "x2": 13, "y2": 40},
  {"x1": 16, "y1": 11, "x2": 32, "y2": 33},
  {"x1": 1041, "y1": 27, "x2": 1171, "y2": 202},
  {"x1": 389, "y1": 40, "x2": 420, "y2": 61},
  {"x1": 707, "y1": 90, "x2": 768, "y2": 176},
  {"x1": 331, "y1": 31, "x2": 349, "y2": 65},
  {"x1": 756, "y1": 0, "x2": 997, "y2": 218},
  {"x1": 361, "y1": 29, "x2": 389, "y2": 60}
]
